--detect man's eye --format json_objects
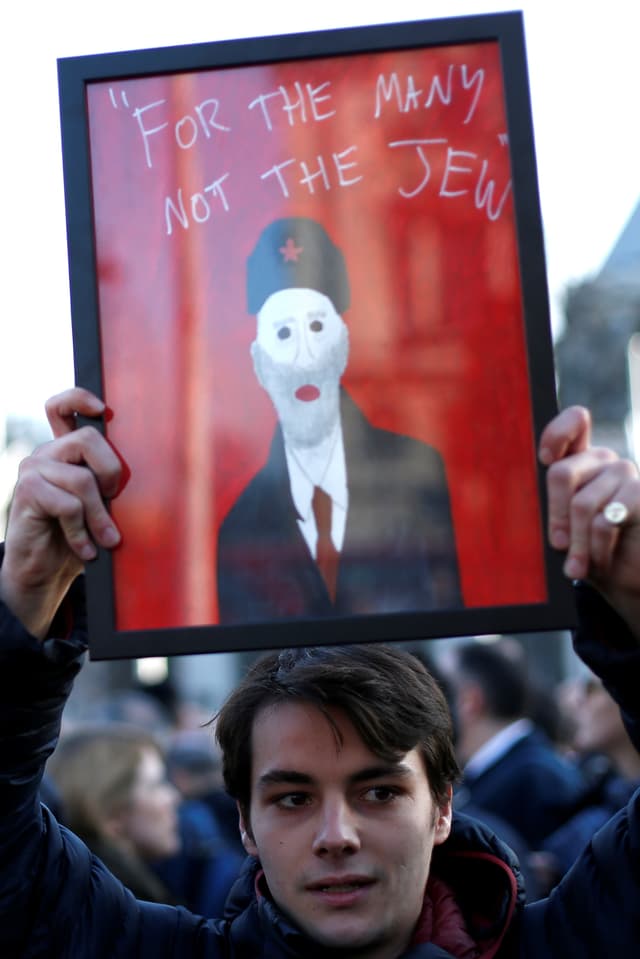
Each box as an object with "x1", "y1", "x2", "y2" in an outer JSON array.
[
  {"x1": 277, "y1": 326, "x2": 292, "y2": 340},
  {"x1": 276, "y1": 792, "x2": 311, "y2": 809},
  {"x1": 363, "y1": 786, "x2": 400, "y2": 803},
  {"x1": 309, "y1": 319, "x2": 323, "y2": 332}
]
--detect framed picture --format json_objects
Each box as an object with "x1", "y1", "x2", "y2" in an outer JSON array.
[{"x1": 58, "y1": 10, "x2": 576, "y2": 660}]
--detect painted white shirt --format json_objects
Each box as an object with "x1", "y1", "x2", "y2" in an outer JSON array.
[{"x1": 284, "y1": 421, "x2": 348, "y2": 560}]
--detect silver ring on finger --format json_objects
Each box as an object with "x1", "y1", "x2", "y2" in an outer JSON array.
[{"x1": 603, "y1": 500, "x2": 629, "y2": 526}]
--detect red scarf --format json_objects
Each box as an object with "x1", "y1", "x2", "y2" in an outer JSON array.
[{"x1": 411, "y1": 875, "x2": 480, "y2": 958}]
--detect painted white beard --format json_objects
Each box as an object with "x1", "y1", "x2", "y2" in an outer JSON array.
[{"x1": 253, "y1": 328, "x2": 349, "y2": 450}]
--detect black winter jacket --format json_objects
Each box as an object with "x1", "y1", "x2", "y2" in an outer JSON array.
[{"x1": 1, "y1": 578, "x2": 639, "y2": 958}]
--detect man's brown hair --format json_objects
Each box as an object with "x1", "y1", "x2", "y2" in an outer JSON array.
[{"x1": 214, "y1": 644, "x2": 460, "y2": 819}]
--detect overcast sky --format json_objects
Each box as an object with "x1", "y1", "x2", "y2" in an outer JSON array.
[{"x1": 2, "y1": 0, "x2": 639, "y2": 423}]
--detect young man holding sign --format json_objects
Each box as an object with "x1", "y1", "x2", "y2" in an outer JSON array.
[{"x1": 1, "y1": 388, "x2": 639, "y2": 956}]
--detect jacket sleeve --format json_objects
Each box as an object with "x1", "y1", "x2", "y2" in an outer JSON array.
[
  {"x1": 523, "y1": 788, "x2": 640, "y2": 956},
  {"x1": 572, "y1": 581, "x2": 640, "y2": 750},
  {"x1": 521, "y1": 583, "x2": 640, "y2": 956},
  {"x1": 0, "y1": 572, "x2": 88, "y2": 954},
  {"x1": 0, "y1": 572, "x2": 229, "y2": 958}
]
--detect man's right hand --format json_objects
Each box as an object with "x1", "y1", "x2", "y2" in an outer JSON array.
[{"x1": 0, "y1": 388, "x2": 125, "y2": 640}]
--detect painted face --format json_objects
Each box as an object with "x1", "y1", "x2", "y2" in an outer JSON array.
[
  {"x1": 240, "y1": 702, "x2": 452, "y2": 959},
  {"x1": 251, "y1": 288, "x2": 349, "y2": 448},
  {"x1": 119, "y1": 747, "x2": 181, "y2": 860}
]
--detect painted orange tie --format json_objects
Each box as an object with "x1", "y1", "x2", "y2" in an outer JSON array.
[{"x1": 312, "y1": 486, "x2": 339, "y2": 603}]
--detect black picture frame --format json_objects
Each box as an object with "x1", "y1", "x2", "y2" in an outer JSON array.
[{"x1": 58, "y1": 10, "x2": 576, "y2": 660}]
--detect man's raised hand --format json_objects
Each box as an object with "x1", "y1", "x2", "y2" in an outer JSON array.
[
  {"x1": 540, "y1": 405, "x2": 640, "y2": 631},
  {"x1": 0, "y1": 388, "x2": 125, "y2": 639}
]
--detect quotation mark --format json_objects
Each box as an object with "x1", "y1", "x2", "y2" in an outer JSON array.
[{"x1": 109, "y1": 88, "x2": 130, "y2": 110}]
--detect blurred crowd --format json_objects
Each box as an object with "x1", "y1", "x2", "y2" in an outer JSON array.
[
  {"x1": 428, "y1": 634, "x2": 640, "y2": 900},
  {"x1": 40, "y1": 632, "x2": 640, "y2": 913},
  {"x1": 41, "y1": 681, "x2": 245, "y2": 917}
]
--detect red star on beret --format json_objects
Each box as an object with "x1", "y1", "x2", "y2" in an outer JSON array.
[{"x1": 279, "y1": 238, "x2": 303, "y2": 262}]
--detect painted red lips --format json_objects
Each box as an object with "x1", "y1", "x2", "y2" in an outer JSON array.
[{"x1": 295, "y1": 384, "x2": 321, "y2": 401}]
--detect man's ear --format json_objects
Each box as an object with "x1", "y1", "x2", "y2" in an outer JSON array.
[
  {"x1": 237, "y1": 802, "x2": 259, "y2": 857},
  {"x1": 433, "y1": 786, "x2": 453, "y2": 846},
  {"x1": 250, "y1": 340, "x2": 265, "y2": 389}
]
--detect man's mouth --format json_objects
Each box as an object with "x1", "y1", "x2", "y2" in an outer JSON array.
[
  {"x1": 306, "y1": 875, "x2": 375, "y2": 908},
  {"x1": 317, "y1": 882, "x2": 364, "y2": 892},
  {"x1": 307, "y1": 876, "x2": 375, "y2": 893},
  {"x1": 295, "y1": 384, "x2": 321, "y2": 402}
]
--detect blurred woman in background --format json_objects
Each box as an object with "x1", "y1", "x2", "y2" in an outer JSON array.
[
  {"x1": 47, "y1": 724, "x2": 180, "y2": 903},
  {"x1": 47, "y1": 722, "x2": 245, "y2": 913},
  {"x1": 47, "y1": 724, "x2": 182, "y2": 904}
]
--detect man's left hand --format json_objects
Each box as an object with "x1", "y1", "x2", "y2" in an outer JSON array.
[{"x1": 540, "y1": 405, "x2": 640, "y2": 633}]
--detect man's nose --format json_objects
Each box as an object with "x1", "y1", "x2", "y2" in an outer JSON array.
[{"x1": 312, "y1": 798, "x2": 361, "y2": 856}]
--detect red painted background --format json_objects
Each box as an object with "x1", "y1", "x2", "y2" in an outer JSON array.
[{"x1": 86, "y1": 40, "x2": 546, "y2": 633}]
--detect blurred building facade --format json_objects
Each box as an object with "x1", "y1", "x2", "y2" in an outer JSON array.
[
  {"x1": 555, "y1": 198, "x2": 640, "y2": 456},
  {"x1": 0, "y1": 416, "x2": 51, "y2": 535}
]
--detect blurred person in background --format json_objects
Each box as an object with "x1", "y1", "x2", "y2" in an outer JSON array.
[
  {"x1": 71, "y1": 684, "x2": 246, "y2": 909},
  {"x1": 532, "y1": 669, "x2": 640, "y2": 890},
  {"x1": 48, "y1": 723, "x2": 244, "y2": 914},
  {"x1": 572, "y1": 673, "x2": 640, "y2": 785},
  {"x1": 166, "y1": 728, "x2": 247, "y2": 859},
  {"x1": 48, "y1": 724, "x2": 182, "y2": 904},
  {"x1": 415, "y1": 644, "x2": 544, "y2": 900},
  {"x1": 438, "y1": 638, "x2": 585, "y2": 848}
]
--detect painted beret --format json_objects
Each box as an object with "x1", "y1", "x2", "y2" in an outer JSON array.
[{"x1": 246, "y1": 217, "x2": 350, "y2": 315}]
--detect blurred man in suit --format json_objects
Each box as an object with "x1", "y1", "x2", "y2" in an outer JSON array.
[{"x1": 440, "y1": 638, "x2": 584, "y2": 847}]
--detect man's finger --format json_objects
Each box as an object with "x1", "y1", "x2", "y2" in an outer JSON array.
[
  {"x1": 45, "y1": 388, "x2": 105, "y2": 439},
  {"x1": 31, "y1": 426, "x2": 124, "y2": 501},
  {"x1": 16, "y1": 454, "x2": 121, "y2": 551},
  {"x1": 34, "y1": 460, "x2": 121, "y2": 552},
  {"x1": 545, "y1": 447, "x2": 619, "y2": 553},
  {"x1": 562, "y1": 464, "x2": 625, "y2": 580},
  {"x1": 546, "y1": 454, "x2": 639, "y2": 579},
  {"x1": 538, "y1": 406, "x2": 591, "y2": 466}
]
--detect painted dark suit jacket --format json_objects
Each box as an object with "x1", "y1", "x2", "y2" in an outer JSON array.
[{"x1": 217, "y1": 390, "x2": 462, "y2": 623}]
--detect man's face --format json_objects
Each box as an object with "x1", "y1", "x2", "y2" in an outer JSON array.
[
  {"x1": 251, "y1": 288, "x2": 349, "y2": 448},
  {"x1": 239, "y1": 701, "x2": 452, "y2": 959}
]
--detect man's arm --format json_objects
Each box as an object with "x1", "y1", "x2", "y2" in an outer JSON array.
[
  {"x1": 0, "y1": 571, "x2": 89, "y2": 953},
  {"x1": 0, "y1": 388, "x2": 126, "y2": 953},
  {"x1": 517, "y1": 406, "x2": 640, "y2": 955}
]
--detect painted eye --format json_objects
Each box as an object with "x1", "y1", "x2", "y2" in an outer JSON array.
[
  {"x1": 310, "y1": 319, "x2": 323, "y2": 332},
  {"x1": 277, "y1": 326, "x2": 292, "y2": 340}
]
